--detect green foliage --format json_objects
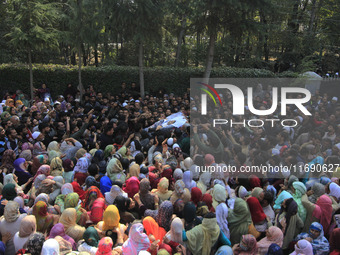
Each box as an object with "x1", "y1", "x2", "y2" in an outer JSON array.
[{"x1": 0, "y1": 63, "x2": 282, "y2": 95}]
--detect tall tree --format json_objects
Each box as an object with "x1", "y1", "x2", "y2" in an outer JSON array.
[{"x1": 6, "y1": 0, "x2": 59, "y2": 99}]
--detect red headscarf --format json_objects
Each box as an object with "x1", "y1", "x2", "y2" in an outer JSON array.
[
  {"x1": 204, "y1": 154, "x2": 215, "y2": 166},
  {"x1": 330, "y1": 228, "x2": 340, "y2": 253},
  {"x1": 88, "y1": 198, "x2": 107, "y2": 224},
  {"x1": 123, "y1": 176, "x2": 140, "y2": 198},
  {"x1": 202, "y1": 193, "x2": 214, "y2": 212},
  {"x1": 161, "y1": 166, "x2": 173, "y2": 184},
  {"x1": 312, "y1": 195, "x2": 333, "y2": 234},
  {"x1": 246, "y1": 197, "x2": 266, "y2": 223},
  {"x1": 249, "y1": 175, "x2": 261, "y2": 189},
  {"x1": 81, "y1": 186, "x2": 104, "y2": 211},
  {"x1": 71, "y1": 181, "x2": 85, "y2": 200},
  {"x1": 148, "y1": 172, "x2": 159, "y2": 190},
  {"x1": 191, "y1": 187, "x2": 202, "y2": 205}
]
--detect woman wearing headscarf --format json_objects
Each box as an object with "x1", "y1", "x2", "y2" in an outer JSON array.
[
  {"x1": 330, "y1": 228, "x2": 340, "y2": 254},
  {"x1": 301, "y1": 194, "x2": 333, "y2": 233},
  {"x1": 123, "y1": 176, "x2": 140, "y2": 198},
  {"x1": 173, "y1": 168, "x2": 183, "y2": 182},
  {"x1": 182, "y1": 202, "x2": 202, "y2": 231},
  {"x1": 152, "y1": 177, "x2": 172, "y2": 203},
  {"x1": 81, "y1": 186, "x2": 104, "y2": 211},
  {"x1": 292, "y1": 181, "x2": 307, "y2": 222},
  {"x1": 170, "y1": 180, "x2": 191, "y2": 204},
  {"x1": 143, "y1": 216, "x2": 167, "y2": 255},
  {"x1": 127, "y1": 163, "x2": 140, "y2": 179},
  {"x1": 228, "y1": 198, "x2": 252, "y2": 245},
  {"x1": 41, "y1": 239, "x2": 60, "y2": 255},
  {"x1": 290, "y1": 239, "x2": 313, "y2": 255},
  {"x1": 78, "y1": 226, "x2": 100, "y2": 255},
  {"x1": 246, "y1": 197, "x2": 268, "y2": 233},
  {"x1": 308, "y1": 182, "x2": 325, "y2": 204},
  {"x1": 105, "y1": 185, "x2": 127, "y2": 205},
  {"x1": 59, "y1": 208, "x2": 86, "y2": 242},
  {"x1": 32, "y1": 164, "x2": 50, "y2": 181},
  {"x1": 85, "y1": 176, "x2": 99, "y2": 189},
  {"x1": 273, "y1": 190, "x2": 293, "y2": 210},
  {"x1": 30, "y1": 193, "x2": 59, "y2": 215},
  {"x1": 139, "y1": 178, "x2": 155, "y2": 210},
  {"x1": 19, "y1": 150, "x2": 32, "y2": 162},
  {"x1": 202, "y1": 193, "x2": 214, "y2": 212},
  {"x1": 62, "y1": 159, "x2": 74, "y2": 183},
  {"x1": 73, "y1": 157, "x2": 89, "y2": 186},
  {"x1": 164, "y1": 217, "x2": 184, "y2": 248},
  {"x1": 13, "y1": 158, "x2": 32, "y2": 186},
  {"x1": 33, "y1": 140, "x2": 47, "y2": 156},
  {"x1": 88, "y1": 198, "x2": 107, "y2": 225},
  {"x1": 197, "y1": 172, "x2": 211, "y2": 194},
  {"x1": 31, "y1": 155, "x2": 46, "y2": 175},
  {"x1": 232, "y1": 234, "x2": 258, "y2": 255},
  {"x1": 145, "y1": 200, "x2": 173, "y2": 232},
  {"x1": 295, "y1": 222, "x2": 329, "y2": 255},
  {"x1": 3, "y1": 174, "x2": 27, "y2": 197},
  {"x1": 47, "y1": 141, "x2": 61, "y2": 157},
  {"x1": 275, "y1": 198, "x2": 303, "y2": 250},
  {"x1": 190, "y1": 187, "x2": 202, "y2": 206},
  {"x1": 328, "y1": 182, "x2": 340, "y2": 203},
  {"x1": 32, "y1": 201, "x2": 57, "y2": 234},
  {"x1": 64, "y1": 192, "x2": 88, "y2": 225},
  {"x1": 183, "y1": 171, "x2": 196, "y2": 192},
  {"x1": 212, "y1": 192, "x2": 228, "y2": 233},
  {"x1": 122, "y1": 223, "x2": 151, "y2": 255},
  {"x1": 257, "y1": 226, "x2": 283, "y2": 255},
  {"x1": 49, "y1": 176, "x2": 64, "y2": 204},
  {"x1": 13, "y1": 215, "x2": 36, "y2": 252},
  {"x1": 97, "y1": 205, "x2": 126, "y2": 242},
  {"x1": 0, "y1": 201, "x2": 27, "y2": 255},
  {"x1": 26, "y1": 232, "x2": 45, "y2": 255},
  {"x1": 71, "y1": 181, "x2": 86, "y2": 199},
  {"x1": 100, "y1": 175, "x2": 112, "y2": 195},
  {"x1": 106, "y1": 158, "x2": 126, "y2": 183},
  {"x1": 0, "y1": 183, "x2": 26, "y2": 216},
  {"x1": 183, "y1": 212, "x2": 231, "y2": 255},
  {"x1": 212, "y1": 184, "x2": 227, "y2": 210},
  {"x1": 48, "y1": 223, "x2": 77, "y2": 251},
  {"x1": 50, "y1": 157, "x2": 64, "y2": 177},
  {"x1": 0, "y1": 150, "x2": 15, "y2": 174}
]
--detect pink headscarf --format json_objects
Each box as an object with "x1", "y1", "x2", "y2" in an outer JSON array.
[
  {"x1": 312, "y1": 194, "x2": 333, "y2": 233},
  {"x1": 33, "y1": 165, "x2": 50, "y2": 181},
  {"x1": 122, "y1": 223, "x2": 150, "y2": 254},
  {"x1": 239, "y1": 234, "x2": 258, "y2": 254},
  {"x1": 204, "y1": 154, "x2": 215, "y2": 166},
  {"x1": 257, "y1": 226, "x2": 283, "y2": 254}
]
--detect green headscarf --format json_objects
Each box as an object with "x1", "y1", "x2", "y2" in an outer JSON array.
[
  {"x1": 83, "y1": 226, "x2": 100, "y2": 247},
  {"x1": 65, "y1": 192, "x2": 79, "y2": 209},
  {"x1": 2, "y1": 183, "x2": 17, "y2": 200},
  {"x1": 104, "y1": 145, "x2": 113, "y2": 159},
  {"x1": 227, "y1": 198, "x2": 252, "y2": 245}
]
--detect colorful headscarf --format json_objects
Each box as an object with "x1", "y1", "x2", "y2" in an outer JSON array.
[
  {"x1": 32, "y1": 201, "x2": 54, "y2": 233},
  {"x1": 96, "y1": 237, "x2": 113, "y2": 255},
  {"x1": 122, "y1": 223, "x2": 151, "y2": 254},
  {"x1": 83, "y1": 226, "x2": 100, "y2": 247},
  {"x1": 27, "y1": 232, "x2": 45, "y2": 255},
  {"x1": 123, "y1": 177, "x2": 140, "y2": 198},
  {"x1": 102, "y1": 205, "x2": 120, "y2": 231},
  {"x1": 246, "y1": 197, "x2": 267, "y2": 224},
  {"x1": 81, "y1": 186, "x2": 104, "y2": 211}
]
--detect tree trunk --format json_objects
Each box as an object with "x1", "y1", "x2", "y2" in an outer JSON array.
[
  {"x1": 71, "y1": 50, "x2": 76, "y2": 65},
  {"x1": 138, "y1": 42, "x2": 145, "y2": 98},
  {"x1": 203, "y1": 28, "x2": 216, "y2": 82},
  {"x1": 78, "y1": 44, "x2": 83, "y2": 101},
  {"x1": 174, "y1": 17, "x2": 186, "y2": 67},
  {"x1": 28, "y1": 49, "x2": 34, "y2": 100},
  {"x1": 94, "y1": 44, "x2": 99, "y2": 67},
  {"x1": 82, "y1": 43, "x2": 87, "y2": 66},
  {"x1": 195, "y1": 31, "x2": 200, "y2": 67}
]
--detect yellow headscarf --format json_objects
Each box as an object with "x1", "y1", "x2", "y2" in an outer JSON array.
[
  {"x1": 102, "y1": 205, "x2": 120, "y2": 231},
  {"x1": 59, "y1": 208, "x2": 85, "y2": 242}
]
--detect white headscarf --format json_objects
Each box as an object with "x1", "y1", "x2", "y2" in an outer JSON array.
[
  {"x1": 216, "y1": 203, "x2": 230, "y2": 239},
  {"x1": 183, "y1": 171, "x2": 196, "y2": 191},
  {"x1": 41, "y1": 239, "x2": 60, "y2": 255},
  {"x1": 105, "y1": 185, "x2": 128, "y2": 204}
]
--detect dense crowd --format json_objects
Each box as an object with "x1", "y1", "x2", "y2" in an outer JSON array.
[{"x1": 0, "y1": 82, "x2": 339, "y2": 255}]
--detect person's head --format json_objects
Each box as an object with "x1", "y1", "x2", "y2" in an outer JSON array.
[
  {"x1": 6, "y1": 127, "x2": 17, "y2": 140},
  {"x1": 261, "y1": 191, "x2": 274, "y2": 207},
  {"x1": 309, "y1": 222, "x2": 322, "y2": 239}
]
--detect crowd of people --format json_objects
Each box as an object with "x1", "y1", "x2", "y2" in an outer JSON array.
[{"x1": 0, "y1": 81, "x2": 339, "y2": 255}]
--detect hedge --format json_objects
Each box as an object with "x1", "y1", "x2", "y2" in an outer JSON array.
[{"x1": 0, "y1": 63, "x2": 296, "y2": 96}]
